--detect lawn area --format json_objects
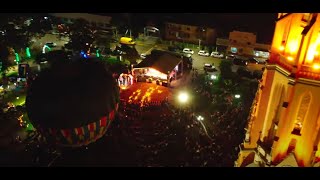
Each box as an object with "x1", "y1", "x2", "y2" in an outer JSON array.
[
  {"x1": 22, "y1": 113, "x2": 35, "y2": 131},
  {"x1": 3, "y1": 91, "x2": 26, "y2": 106},
  {"x1": 7, "y1": 71, "x2": 18, "y2": 77}
]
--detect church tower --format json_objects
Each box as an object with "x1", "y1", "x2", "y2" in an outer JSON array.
[{"x1": 236, "y1": 13, "x2": 320, "y2": 167}]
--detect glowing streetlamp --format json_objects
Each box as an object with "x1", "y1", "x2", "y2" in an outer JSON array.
[
  {"x1": 235, "y1": 94, "x2": 241, "y2": 99},
  {"x1": 210, "y1": 75, "x2": 217, "y2": 80},
  {"x1": 197, "y1": 115, "x2": 204, "y2": 121},
  {"x1": 178, "y1": 92, "x2": 189, "y2": 104},
  {"x1": 196, "y1": 115, "x2": 212, "y2": 140}
]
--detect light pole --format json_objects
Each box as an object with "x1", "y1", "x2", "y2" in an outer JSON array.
[{"x1": 196, "y1": 115, "x2": 213, "y2": 140}]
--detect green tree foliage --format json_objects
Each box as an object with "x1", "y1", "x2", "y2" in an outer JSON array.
[
  {"x1": 65, "y1": 18, "x2": 96, "y2": 53},
  {"x1": 120, "y1": 45, "x2": 139, "y2": 65},
  {"x1": 219, "y1": 60, "x2": 234, "y2": 79},
  {"x1": 26, "y1": 14, "x2": 53, "y2": 38},
  {"x1": 208, "y1": 46, "x2": 213, "y2": 54},
  {"x1": 0, "y1": 44, "x2": 10, "y2": 74}
]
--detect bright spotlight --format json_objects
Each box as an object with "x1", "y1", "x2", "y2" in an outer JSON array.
[
  {"x1": 197, "y1": 115, "x2": 204, "y2": 121},
  {"x1": 210, "y1": 75, "x2": 217, "y2": 80},
  {"x1": 235, "y1": 94, "x2": 241, "y2": 99},
  {"x1": 178, "y1": 92, "x2": 189, "y2": 103}
]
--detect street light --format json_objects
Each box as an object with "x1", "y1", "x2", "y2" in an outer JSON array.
[
  {"x1": 210, "y1": 75, "x2": 217, "y2": 80},
  {"x1": 197, "y1": 115, "x2": 204, "y2": 121},
  {"x1": 196, "y1": 115, "x2": 213, "y2": 140},
  {"x1": 235, "y1": 94, "x2": 241, "y2": 99},
  {"x1": 178, "y1": 92, "x2": 189, "y2": 104}
]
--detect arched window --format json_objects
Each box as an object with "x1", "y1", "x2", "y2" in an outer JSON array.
[{"x1": 292, "y1": 93, "x2": 311, "y2": 135}]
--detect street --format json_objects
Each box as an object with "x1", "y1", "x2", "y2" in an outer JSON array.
[{"x1": 30, "y1": 34, "x2": 69, "y2": 51}]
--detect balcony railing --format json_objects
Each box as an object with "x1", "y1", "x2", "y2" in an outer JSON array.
[
  {"x1": 269, "y1": 52, "x2": 320, "y2": 80},
  {"x1": 269, "y1": 52, "x2": 294, "y2": 72},
  {"x1": 296, "y1": 65, "x2": 320, "y2": 80}
]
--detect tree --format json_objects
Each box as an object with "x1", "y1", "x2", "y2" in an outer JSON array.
[
  {"x1": 219, "y1": 60, "x2": 234, "y2": 80},
  {"x1": 208, "y1": 46, "x2": 213, "y2": 54},
  {"x1": 66, "y1": 19, "x2": 97, "y2": 53},
  {"x1": 21, "y1": 13, "x2": 53, "y2": 35},
  {"x1": 120, "y1": 45, "x2": 139, "y2": 65},
  {"x1": 0, "y1": 44, "x2": 10, "y2": 75}
]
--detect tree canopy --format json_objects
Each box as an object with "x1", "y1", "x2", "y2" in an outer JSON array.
[
  {"x1": 65, "y1": 19, "x2": 96, "y2": 53},
  {"x1": 219, "y1": 60, "x2": 234, "y2": 80}
]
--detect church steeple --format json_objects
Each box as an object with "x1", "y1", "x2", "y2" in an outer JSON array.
[{"x1": 236, "y1": 13, "x2": 320, "y2": 167}]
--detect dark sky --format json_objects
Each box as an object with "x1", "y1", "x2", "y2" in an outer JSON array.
[{"x1": 102, "y1": 13, "x2": 278, "y2": 44}]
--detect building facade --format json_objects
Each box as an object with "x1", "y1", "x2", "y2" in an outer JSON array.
[
  {"x1": 51, "y1": 13, "x2": 112, "y2": 29},
  {"x1": 164, "y1": 22, "x2": 216, "y2": 46},
  {"x1": 224, "y1": 31, "x2": 270, "y2": 59},
  {"x1": 236, "y1": 13, "x2": 320, "y2": 167}
]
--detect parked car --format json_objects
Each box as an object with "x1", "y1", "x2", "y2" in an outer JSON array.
[
  {"x1": 140, "y1": 53, "x2": 147, "y2": 59},
  {"x1": 203, "y1": 63, "x2": 216, "y2": 70},
  {"x1": 45, "y1": 42, "x2": 57, "y2": 47},
  {"x1": 183, "y1": 53, "x2": 192, "y2": 58},
  {"x1": 198, "y1": 50, "x2": 210, "y2": 56},
  {"x1": 205, "y1": 67, "x2": 218, "y2": 75},
  {"x1": 211, "y1": 52, "x2": 224, "y2": 58},
  {"x1": 183, "y1": 48, "x2": 194, "y2": 55},
  {"x1": 249, "y1": 57, "x2": 259, "y2": 64},
  {"x1": 226, "y1": 54, "x2": 236, "y2": 60},
  {"x1": 233, "y1": 58, "x2": 248, "y2": 66},
  {"x1": 203, "y1": 63, "x2": 218, "y2": 77},
  {"x1": 249, "y1": 57, "x2": 266, "y2": 64},
  {"x1": 168, "y1": 46, "x2": 183, "y2": 52}
]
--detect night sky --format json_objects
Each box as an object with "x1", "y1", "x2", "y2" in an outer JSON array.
[{"x1": 105, "y1": 13, "x2": 277, "y2": 44}]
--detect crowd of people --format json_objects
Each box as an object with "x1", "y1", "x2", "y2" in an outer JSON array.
[{"x1": 96, "y1": 88, "x2": 247, "y2": 166}]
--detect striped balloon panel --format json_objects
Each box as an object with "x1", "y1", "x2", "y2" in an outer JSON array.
[{"x1": 40, "y1": 107, "x2": 117, "y2": 147}]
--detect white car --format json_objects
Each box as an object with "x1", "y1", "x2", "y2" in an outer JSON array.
[
  {"x1": 211, "y1": 52, "x2": 224, "y2": 58},
  {"x1": 198, "y1": 50, "x2": 210, "y2": 56},
  {"x1": 203, "y1": 63, "x2": 218, "y2": 77},
  {"x1": 183, "y1": 48, "x2": 194, "y2": 55},
  {"x1": 140, "y1": 53, "x2": 147, "y2": 59},
  {"x1": 45, "y1": 42, "x2": 57, "y2": 47}
]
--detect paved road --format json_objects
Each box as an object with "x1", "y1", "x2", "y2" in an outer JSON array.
[
  {"x1": 135, "y1": 36, "x2": 160, "y2": 55},
  {"x1": 30, "y1": 34, "x2": 69, "y2": 51}
]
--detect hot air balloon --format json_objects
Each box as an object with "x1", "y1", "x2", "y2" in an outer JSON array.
[{"x1": 26, "y1": 60, "x2": 119, "y2": 147}]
